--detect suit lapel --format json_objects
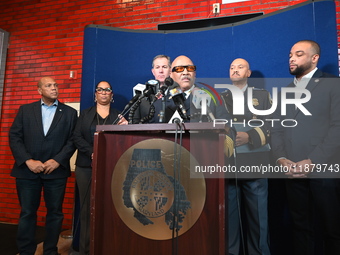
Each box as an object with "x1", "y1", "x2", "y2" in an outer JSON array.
[
  {"x1": 305, "y1": 70, "x2": 322, "y2": 93},
  {"x1": 33, "y1": 101, "x2": 45, "y2": 136},
  {"x1": 285, "y1": 82, "x2": 300, "y2": 119},
  {"x1": 291, "y1": 69, "x2": 323, "y2": 119},
  {"x1": 221, "y1": 90, "x2": 233, "y2": 114}
]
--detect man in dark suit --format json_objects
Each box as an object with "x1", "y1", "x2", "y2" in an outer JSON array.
[
  {"x1": 271, "y1": 40, "x2": 340, "y2": 254},
  {"x1": 132, "y1": 54, "x2": 171, "y2": 124},
  {"x1": 218, "y1": 58, "x2": 271, "y2": 255},
  {"x1": 9, "y1": 76, "x2": 77, "y2": 255}
]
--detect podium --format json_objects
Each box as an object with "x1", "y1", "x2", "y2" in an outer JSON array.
[{"x1": 91, "y1": 123, "x2": 228, "y2": 255}]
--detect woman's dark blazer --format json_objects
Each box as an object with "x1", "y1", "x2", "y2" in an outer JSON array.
[{"x1": 73, "y1": 105, "x2": 120, "y2": 168}]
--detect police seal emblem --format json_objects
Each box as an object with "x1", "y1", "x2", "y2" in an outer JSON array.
[{"x1": 111, "y1": 139, "x2": 205, "y2": 240}]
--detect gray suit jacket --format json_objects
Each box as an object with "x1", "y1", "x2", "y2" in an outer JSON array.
[
  {"x1": 271, "y1": 69, "x2": 340, "y2": 176},
  {"x1": 9, "y1": 100, "x2": 77, "y2": 179}
]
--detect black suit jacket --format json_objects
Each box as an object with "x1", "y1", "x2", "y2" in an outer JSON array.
[
  {"x1": 73, "y1": 105, "x2": 121, "y2": 167},
  {"x1": 271, "y1": 69, "x2": 340, "y2": 177},
  {"x1": 9, "y1": 100, "x2": 78, "y2": 179}
]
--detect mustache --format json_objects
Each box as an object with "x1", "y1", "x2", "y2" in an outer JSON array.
[
  {"x1": 181, "y1": 75, "x2": 191, "y2": 80},
  {"x1": 232, "y1": 71, "x2": 240, "y2": 76}
]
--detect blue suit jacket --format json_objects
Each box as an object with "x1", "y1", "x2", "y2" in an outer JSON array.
[{"x1": 9, "y1": 100, "x2": 77, "y2": 179}]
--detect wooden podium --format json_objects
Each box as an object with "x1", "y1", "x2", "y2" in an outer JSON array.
[{"x1": 91, "y1": 123, "x2": 228, "y2": 255}]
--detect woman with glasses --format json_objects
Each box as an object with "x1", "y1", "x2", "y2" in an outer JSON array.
[{"x1": 73, "y1": 81, "x2": 127, "y2": 255}]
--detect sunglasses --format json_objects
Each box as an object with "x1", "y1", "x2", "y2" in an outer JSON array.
[
  {"x1": 96, "y1": 87, "x2": 112, "y2": 93},
  {"x1": 171, "y1": 65, "x2": 196, "y2": 73}
]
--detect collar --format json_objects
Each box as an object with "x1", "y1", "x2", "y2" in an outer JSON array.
[
  {"x1": 294, "y1": 67, "x2": 318, "y2": 86},
  {"x1": 232, "y1": 84, "x2": 248, "y2": 93},
  {"x1": 41, "y1": 99, "x2": 58, "y2": 106},
  {"x1": 184, "y1": 85, "x2": 195, "y2": 98}
]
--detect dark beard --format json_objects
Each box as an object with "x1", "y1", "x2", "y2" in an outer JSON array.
[{"x1": 289, "y1": 65, "x2": 305, "y2": 76}]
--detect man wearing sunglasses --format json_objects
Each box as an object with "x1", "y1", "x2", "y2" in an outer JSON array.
[
  {"x1": 152, "y1": 55, "x2": 208, "y2": 123},
  {"x1": 170, "y1": 55, "x2": 197, "y2": 93}
]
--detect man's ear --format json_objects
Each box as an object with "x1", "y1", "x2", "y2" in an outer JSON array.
[{"x1": 312, "y1": 54, "x2": 320, "y2": 64}]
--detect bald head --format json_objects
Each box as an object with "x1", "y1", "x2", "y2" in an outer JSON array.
[
  {"x1": 170, "y1": 55, "x2": 196, "y2": 91},
  {"x1": 229, "y1": 58, "x2": 251, "y2": 87},
  {"x1": 38, "y1": 77, "x2": 56, "y2": 88}
]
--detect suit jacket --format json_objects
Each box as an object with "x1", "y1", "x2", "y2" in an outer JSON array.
[
  {"x1": 9, "y1": 100, "x2": 77, "y2": 179},
  {"x1": 73, "y1": 105, "x2": 121, "y2": 167},
  {"x1": 271, "y1": 69, "x2": 340, "y2": 177}
]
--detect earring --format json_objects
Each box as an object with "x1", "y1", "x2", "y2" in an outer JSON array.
[
  {"x1": 94, "y1": 97, "x2": 97, "y2": 103},
  {"x1": 111, "y1": 98, "x2": 114, "y2": 103}
]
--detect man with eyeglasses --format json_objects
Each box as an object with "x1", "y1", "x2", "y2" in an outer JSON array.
[{"x1": 9, "y1": 76, "x2": 77, "y2": 255}]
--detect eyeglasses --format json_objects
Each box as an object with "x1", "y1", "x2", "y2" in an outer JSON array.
[
  {"x1": 172, "y1": 65, "x2": 196, "y2": 73},
  {"x1": 96, "y1": 87, "x2": 112, "y2": 93}
]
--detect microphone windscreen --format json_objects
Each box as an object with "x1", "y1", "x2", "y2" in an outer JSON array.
[{"x1": 164, "y1": 77, "x2": 174, "y2": 87}]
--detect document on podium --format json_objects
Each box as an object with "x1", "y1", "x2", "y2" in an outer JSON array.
[{"x1": 233, "y1": 122, "x2": 271, "y2": 154}]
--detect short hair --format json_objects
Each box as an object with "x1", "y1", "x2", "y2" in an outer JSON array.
[
  {"x1": 152, "y1": 55, "x2": 171, "y2": 68},
  {"x1": 297, "y1": 40, "x2": 321, "y2": 56}
]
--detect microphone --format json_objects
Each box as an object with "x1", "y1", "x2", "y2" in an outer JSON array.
[
  {"x1": 169, "y1": 84, "x2": 188, "y2": 120},
  {"x1": 141, "y1": 79, "x2": 158, "y2": 99},
  {"x1": 121, "y1": 80, "x2": 158, "y2": 124},
  {"x1": 156, "y1": 77, "x2": 174, "y2": 123},
  {"x1": 152, "y1": 82, "x2": 169, "y2": 103},
  {"x1": 164, "y1": 76, "x2": 174, "y2": 87},
  {"x1": 124, "y1": 80, "x2": 155, "y2": 112},
  {"x1": 132, "y1": 83, "x2": 146, "y2": 96},
  {"x1": 192, "y1": 89, "x2": 214, "y2": 121},
  {"x1": 152, "y1": 76, "x2": 173, "y2": 102}
]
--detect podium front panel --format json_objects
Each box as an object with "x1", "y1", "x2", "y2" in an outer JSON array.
[{"x1": 91, "y1": 123, "x2": 227, "y2": 255}]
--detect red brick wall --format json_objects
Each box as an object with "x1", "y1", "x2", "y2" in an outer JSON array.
[{"x1": 0, "y1": 0, "x2": 339, "y2": 229}]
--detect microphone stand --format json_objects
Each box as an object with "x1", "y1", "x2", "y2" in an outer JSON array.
[
  {"x1": 159, "y1": 96, "x2": 166, "y2": 123},
  {"x1": 171, "y1": 118, "x2": 183, "y2": 255},
  {"x1": 112, "y1": 97, "x2": 141, "y2": 125}
]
